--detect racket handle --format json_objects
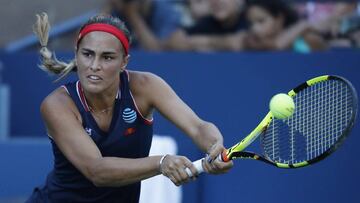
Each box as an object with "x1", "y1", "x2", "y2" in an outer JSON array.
[
  {"x1": 185, "y1": 159, "x2": 204, "y2": 177},
  {"x1": 185, "y1": 153, "x2": 226, "y2": 177}
]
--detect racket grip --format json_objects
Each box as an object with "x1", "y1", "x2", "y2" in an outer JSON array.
[
  {"x1": 185, "y1": 159, "x2": 204, "y2": 177},
  {"x1": 185, "y1": 152, "x2": 228, "y2": 177}
]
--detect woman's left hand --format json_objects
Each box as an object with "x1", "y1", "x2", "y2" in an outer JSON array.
[{"x1": 202, "y1": 143, "x2": 234, "y2": 174}]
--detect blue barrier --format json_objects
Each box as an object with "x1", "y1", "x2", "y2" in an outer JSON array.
[{"x1": 0, "y1": 51, "x2": 359, "y2": 203}]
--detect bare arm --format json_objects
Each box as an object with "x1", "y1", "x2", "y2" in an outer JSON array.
[
  {"x1": 274, "y1": 21, "x2": 326, "y2": 51},
  {"x1": 165, "y1": 29, "x2": 193, "y2": 51},
  {"x1": 131, "y1": 72, "x2": 233, "y2": 176},
  {"x1": 102, "y1": 0, "x2": 162, "y2": 51},
  {"x1": 303, "y1": 32, "x2": 327, "y2": 50},
  {"x1": 41, "y1": 89, "x2": 162, "y2": 187},
  {"x1": 165, "y1": 29, "x2": 246, "y2": 51},
  {"x1": 123, "y1": 2, "x2": 163, "y2": 51},
  {"x1": 245, "y1": 21, "x2": 326, "y2": 51},
  {"x1": 137, "y1": 73, "x2": 223, "y2": 152},
  {"x1": 272, "y1": 21, "x2": 311, "y2": 50}
]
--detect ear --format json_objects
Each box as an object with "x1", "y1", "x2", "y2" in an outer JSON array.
[{"x1": 120, "y1": 54, "x2": 130, "y2": 72}]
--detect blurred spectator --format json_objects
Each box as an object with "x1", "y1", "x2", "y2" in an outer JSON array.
[
  {"x1": 102, "y1": 0, "x2": 358, "y2": 52},
  {"x1": 296, "y1": 2, "x2": 357, "y2": 25},
  {"x1": 104, "y1": 0, "x2": 181, "y2": 51},
  {"x1": 165, "y1": 0, "x2": 248, "y2": 51},
  {"x1": 186, "y1": 0, "x2": 246, "y2": 35},
  {"x1": 295, "y1": 2, "x2": 359, "y2": 48},
  {"x1": 348, "y1": 27, "x2": 360, "y2": 47},
  {"x1": 180, "y1": 0, "x2": 211, "y2": 29},
  {"x1": 342, "y1": 13, "x2": 360, "y2": 47},
  {"x1": 187, "y1": 0, "x2": 211, "y2": 22},
  {"x1": 243, "y1": 0, "x2": 326, "y2": 52},
  {"x1": 326, "y1": 14, "x2": 360, "y2": 48}
]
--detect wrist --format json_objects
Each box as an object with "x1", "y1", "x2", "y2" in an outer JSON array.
[
  {"x1": 207, "y1": 141, "x2": 223, "y2": 154},
  {"x1": 158, "y1": 154, "x2": 169, "y2": 174}
]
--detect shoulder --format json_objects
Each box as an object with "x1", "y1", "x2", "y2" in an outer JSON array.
[
  {"x1": 127, "y1": 70, "x2": 168, "y2": 112},
  {"x1": 127, "y1": 70, "x2": 164, "y2": 90},
  {"x1": 127, "y1": 70, "x2": 169, "y2": 101},
  {"x1": 40, "y1": 87, "x2": 81, "y2": 121}
]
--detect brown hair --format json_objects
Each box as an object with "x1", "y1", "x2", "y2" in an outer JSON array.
[{"x1": 33, "y1": 12, "x2": 132, "y2": 81}]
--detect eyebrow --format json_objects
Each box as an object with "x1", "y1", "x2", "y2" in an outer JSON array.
[{"x1": 81, "y1": 48, "x2": 117, "y2": 55}]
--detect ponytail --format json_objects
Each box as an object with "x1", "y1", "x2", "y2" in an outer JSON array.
[{"x1": 33, "y1": 12, "x2": 76, "y2": 82}]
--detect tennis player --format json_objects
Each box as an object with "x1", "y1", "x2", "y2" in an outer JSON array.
[{"x1": 26, "y1": 13, "x2": 233, "y2": 203}]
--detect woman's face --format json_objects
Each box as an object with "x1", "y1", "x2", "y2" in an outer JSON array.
[
  {"x1": 209, "y1": 0, "x2": 244, "y2": 22},
  {"x1": 189, "y1": 0, "x2": 211, "y2": 20},
  {"x1": 247, "y1": 6, "x2": 284, "y2": 39},
  {"x1": 76, "y1": 31, "x2": 128, "y2": 94}
]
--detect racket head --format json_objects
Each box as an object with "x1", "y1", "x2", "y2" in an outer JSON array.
[{"x1": 260, "y1": 75, "x2": 358, "y2": 168}]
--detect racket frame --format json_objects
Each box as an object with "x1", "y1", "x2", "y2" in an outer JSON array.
[{"x1": 222, "y1": 75, "x2": 358, "y2": 168}]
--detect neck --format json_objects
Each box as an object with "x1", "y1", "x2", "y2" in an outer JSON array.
[{"x1": 83, "y1": 81, "x2": 119, "y2": 113}]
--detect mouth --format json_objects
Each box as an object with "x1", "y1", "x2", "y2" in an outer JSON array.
[{"x1": 87, "y1": 75, "x2": 103, "y2": 82}]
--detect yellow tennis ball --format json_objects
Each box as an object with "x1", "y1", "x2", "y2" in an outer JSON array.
[{"x1": 269, "y1": 93, "x2": 295, "y2": 119}]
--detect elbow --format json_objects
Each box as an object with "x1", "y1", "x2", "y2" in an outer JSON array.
[
  {"x1": 90, "y1": 174, "x2": 109, "y2": 187},
  {"x1": 86, "y1": 158, "x2": 131, "y2": 187},
  {"x1": 91, "y1": 173, "x2": 126, "y2": 188},
  {"x1": 87, "y1": 160, "x2": 108, "y2": 187},
  {"x1": 92, "y1": 179, "x2": 107, "y2": 187},
  {"x1": 87, "y1": 159, "x2": 115, "y2": 187}
]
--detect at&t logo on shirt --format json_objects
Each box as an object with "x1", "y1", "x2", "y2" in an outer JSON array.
[{"x1": 122, "y1": 108, "x2": 137, "y2": 123}]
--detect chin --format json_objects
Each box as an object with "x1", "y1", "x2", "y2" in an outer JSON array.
[
  {"x1": 80, "y1": 79, "x2": 105, "y2": 94},
  {"x1": 86, "y1": 85, "x2": 105, "y2": 94}
]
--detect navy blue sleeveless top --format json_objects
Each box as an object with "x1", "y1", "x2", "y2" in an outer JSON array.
[{"x1": 27, "y1": 71, "x2": 153, "y2": 203}]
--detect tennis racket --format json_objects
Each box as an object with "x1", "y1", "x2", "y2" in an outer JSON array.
[{"x1": 186, "y1": 75, "x2": 358, "y2": 176}]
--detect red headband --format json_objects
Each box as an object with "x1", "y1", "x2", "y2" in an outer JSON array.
[{"x1": 77, "y1": 23, "x2": 130, "y2": 55}]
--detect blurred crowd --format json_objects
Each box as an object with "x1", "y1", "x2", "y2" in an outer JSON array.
[{"x1": 103, "y1": 0, "x2": 360, "y2": 52}]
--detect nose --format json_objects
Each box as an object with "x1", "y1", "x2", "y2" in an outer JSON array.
[{"x1": 89, "y1": 57, "x2": 101, "y2": 71}]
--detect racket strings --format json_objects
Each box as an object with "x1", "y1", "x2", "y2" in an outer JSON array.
[{"x1": 261, "y1": 80, "x2": 354, "y2": 164}]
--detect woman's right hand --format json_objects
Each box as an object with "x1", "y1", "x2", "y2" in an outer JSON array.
[{"x1": 159, "y1": 155, "x2": 198, "y2": 186}]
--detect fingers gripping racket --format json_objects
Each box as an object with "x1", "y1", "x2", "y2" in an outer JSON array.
[{"x1": 186, "y1": 75, "x2": 358, "y2": 176}]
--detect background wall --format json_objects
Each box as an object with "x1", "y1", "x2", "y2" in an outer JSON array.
[
  {"x1": 0, "y1": 50, "x2": 359, "y2": 203},
  {"x1": 0, "y1": 0, "x2": 101, "y2": 49}
]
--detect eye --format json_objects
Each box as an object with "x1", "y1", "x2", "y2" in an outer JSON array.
[
  {"x1": 104, "y1": 56, "x2": 114, "y2": 61},
  {"x1": 82, "y1": 52, "x2": 92, "y2": 58}
]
